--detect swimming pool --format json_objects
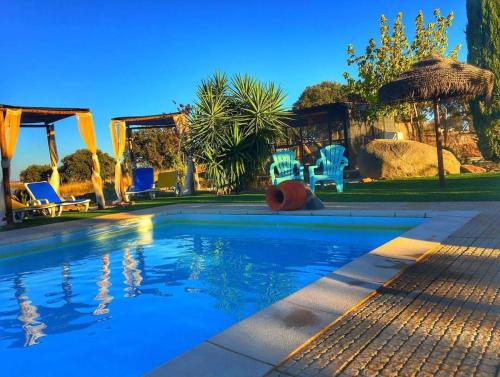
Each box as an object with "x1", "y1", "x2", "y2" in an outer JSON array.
[{"x1": 0, "y1": 214, "x2": 422, "y2": 376}]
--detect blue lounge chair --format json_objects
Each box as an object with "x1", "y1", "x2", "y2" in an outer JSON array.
[
  {"x1": 11, "y1": 198, "x2": 59, "y2": 223},
  {"x1": 309, "y1": 145, "x2": 348, "y2": 193},
  {"x1": 269, "y1": 150, "x2": 304, "y2": 186},
  {"x1": 25, "y1": 181, "x2": 91, "y2": 216},
  {"x1": 126, "y1": 167, "x2": 157, "y2": 199}
]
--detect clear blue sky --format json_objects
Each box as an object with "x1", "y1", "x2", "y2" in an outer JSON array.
[{"x1": 1, "y1": 0, "x2": 467, "y2": 178}]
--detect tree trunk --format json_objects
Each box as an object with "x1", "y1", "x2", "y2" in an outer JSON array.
[
  {"x1": 413, "y1": 103, "x2": 424, "y2": 142},
  {"x1": 433, "y1": 101, "x2": 446, "y2": 188},
  {"x1": 182, "y1": 157, "x2": 195, "y2": 196}
]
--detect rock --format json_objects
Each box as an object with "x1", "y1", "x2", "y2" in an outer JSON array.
[
  {"x1": 302, "y1": 189, "x2": 325, "y2": 210},
  {"x1": 358, "y1": 140, "x2": 461, "y2": 179},
  {"x1": 460, "y1": 164, "x2": 487, "y2": 174}
]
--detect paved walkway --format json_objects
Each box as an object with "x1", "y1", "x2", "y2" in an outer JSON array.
[{"x1": 268, "y1": 213, "x2": 500, "y2": 377}]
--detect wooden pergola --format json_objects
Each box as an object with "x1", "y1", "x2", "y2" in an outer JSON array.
[
  {"x1": 109, "y1": 112, "x2": 190, "y2": 201},
  {"x1": 280, "y1": 102, "x2": 358, "y2": 165},
  {"x1": 0, "y1": 104, "x2": 104, "y2": 224},
  {"x1": 111, "y1": 112, "x2": 185, "y2": 167}
]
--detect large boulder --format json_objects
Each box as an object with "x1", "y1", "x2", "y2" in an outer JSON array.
[{"x1": 358, "y1": 140, "x2": 461, "y2": 179}]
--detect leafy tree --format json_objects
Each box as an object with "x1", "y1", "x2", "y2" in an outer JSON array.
[
  {"x1": 293, "y1": 81, "x2": 350, "y2": 110},
  {"x1": 188, "y1": 73, "x2": 289, "y2": 193},
  {"x1": 466, "y1": 0, "x2": 500, "y2": 161},
  {"x1": 59, "y1": 149, "x2": 114, "y2": 183},
  {"x1": 131, "y1": 128, "x2": 183, "y2": 171},
  {"x1": 343, "y1": 9, "x2": 461, "y2": 125},
  {"x1": 19, "y1": 164, "x2": 52, "y2": 182}
]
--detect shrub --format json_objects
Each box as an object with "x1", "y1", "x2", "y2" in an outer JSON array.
[
  {"x1": 19, "y1": 164, "x2": 52, "y2": 182},
  {"x1": 59, "y1": 149, "x2": 114, "y2": 183},
  {"x1": 188, "y1": 73, "x2": 289, "y2": 193}
]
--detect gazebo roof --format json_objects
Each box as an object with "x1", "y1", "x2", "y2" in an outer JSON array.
[
  {"x1": 111, "y1": 112, "x2": 183, "y2": 128},
  {"x1": 0, "y1": 104, "x2": 89, "y2": 125},
  {"x1": 378, "y1": 54, "x2": 495, "y2": 104},
  {"x1": 290, "y1": 102, "x2": 366, "y2": 127}
]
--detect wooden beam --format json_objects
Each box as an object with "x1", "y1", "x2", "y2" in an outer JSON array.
[
  {"x1": 342, "y1": 106, "x2": 351, "y2": 165},
  {"x1": 1, "y1": 159, "x2": 13, "y2": 224},
  {"x1": 433, "y1": 100, "x2": 446, "y2": 188},
  {"x1": 125, "y1": 127, "x2": 136, "y2": 169},
  {"x1": 127, "y1": 125, "x2": 176, "y2": 130},
  {"x1": 20, "y1": 123, "x2": 48, "y2": 128},
  {"x1": 46, "y1": 123, "x2": 58, "y2": 181}
]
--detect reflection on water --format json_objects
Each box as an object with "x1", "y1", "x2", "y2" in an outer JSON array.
[
  {"x1": 122, "y1": 248, "x2": 143, "y2": 298},
  {"x1": 0, "y1": 216, "x2": 414, "y2": 376},
  {"x1": 93, "y1": 255, "x2": 113, "y2": 316},
  {"x1": 14, "y1": 275, "x2": 47, "y2": 347}
]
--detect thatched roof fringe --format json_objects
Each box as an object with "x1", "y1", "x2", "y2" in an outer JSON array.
[{"x1": 378, "y1": 54, "x2": 495, "y2": 104}]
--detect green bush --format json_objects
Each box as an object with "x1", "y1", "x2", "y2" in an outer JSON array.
[
  {"x1": 59, "y1": 149, "x2": 115, "y2": 183},
  {"x1": 19, "y1": 164, "x2": 52, "y2": 182}
]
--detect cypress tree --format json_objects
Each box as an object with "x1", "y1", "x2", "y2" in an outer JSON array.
[{"x1": 466, "y1": 0, "x2": 499, "y2": 160}]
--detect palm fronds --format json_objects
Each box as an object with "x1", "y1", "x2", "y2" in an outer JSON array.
[{"x1": 188, "y1": 73, "x2": 290, "y2": 193}]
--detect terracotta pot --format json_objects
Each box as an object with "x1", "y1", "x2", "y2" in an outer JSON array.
[{"x1": 266, "y1": 180, "x2": 307, "y2": 211}]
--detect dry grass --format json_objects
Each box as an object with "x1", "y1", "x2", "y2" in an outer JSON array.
[{"x1": 59, "y1": 181, "x2": 95, "y2": 197}]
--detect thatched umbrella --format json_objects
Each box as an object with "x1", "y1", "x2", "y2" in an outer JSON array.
[{"x1": 378, "y1": 54, "x2": 494, "y2": 187}]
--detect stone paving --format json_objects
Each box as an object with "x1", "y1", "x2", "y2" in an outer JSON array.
[{"x1": 268, "y1": 213, "x2": 500, "y2": 377}]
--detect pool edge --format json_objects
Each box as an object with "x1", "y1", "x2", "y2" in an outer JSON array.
[{"x1": 144, "y1": 209, "x2": 477, "y2": 377}]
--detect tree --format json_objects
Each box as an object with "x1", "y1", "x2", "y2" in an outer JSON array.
[
  {"x1": 293, "y1": 81, "x2": 350, "y2": 110},
  {"x1": 19, "y1": 164, "x2": 52, "y2": 182},
  {"x1": 131, "y1": 128, "x2": 183, "y2": 171},
  {"x1": 343, "y1": 9, "x2": 461, "y2": 124},
  {"x1": 188, "y1": 73, "x2": 289, "y2": 193},
  {"x1": 466, "y1": 0, "x2": 500, "y2": 161},
  {"x1": 60, "y1": 149, "x2": 114, "y2": 183}
]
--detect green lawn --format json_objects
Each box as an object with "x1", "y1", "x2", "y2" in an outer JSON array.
[{"x1": 3, "y1": 172, "x2": 499, "y2": 230}]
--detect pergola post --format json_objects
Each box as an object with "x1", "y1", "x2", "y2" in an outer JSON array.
[
  {"x1": 45, "y1": 123, "x2": 60, "y2": 191},
  {"x1": 125, "y1": 127, "x2": 136, "y2": 169},
  {"x1": 1, "y1": 159, "x2": 13, "y2": 224},
  {"x1": 342, "y1": 105, "x2": 351, "y2": 165},
  {"x1": 433, "y1": 100, "x2": 446, "y2": 188},
  {"x1": 46, "y1": 124, "x2": 57, "y2": 161}
]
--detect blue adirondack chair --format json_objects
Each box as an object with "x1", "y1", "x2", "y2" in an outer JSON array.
[
  {"x1": 269, "y1": 150, "x2": 304, "y2": 186},
  {"x1": 309, "y1": 145, "x2": 348, "y2": 193}
]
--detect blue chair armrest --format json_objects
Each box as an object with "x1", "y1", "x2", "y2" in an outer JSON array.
[
  {"x1": 269, "y1": 162, "x2": 278, "y2": 181},
  {"x1": 293, "y1": 161, "x2": 304, "y2": 173},
  {"x1": 293, "y1": 160, "x2": 304, "y2": 179},
  {"x1": 309, "y1": 158, "x2": 325, "y2": 177}
]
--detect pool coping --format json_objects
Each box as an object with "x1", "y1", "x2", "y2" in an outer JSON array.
[
  {"x1": 0, "y1": 205, "x2": 478, "y2": 377},
  {"x1": 143, "y1": 208, "x2": 477, "y2": 377}
]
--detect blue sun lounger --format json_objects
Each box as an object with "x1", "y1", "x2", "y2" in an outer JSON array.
[
  {"x1": 309, "y1": 145, "x2": 348, "y2": 193},
  {"x1": 126, "y1": 167, "x2": 157, "y2": 199},
  {"x1": 25, "y1": 181, "x2": 91, "y2": 216}
]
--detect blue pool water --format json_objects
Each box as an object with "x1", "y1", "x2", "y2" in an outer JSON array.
[{"x1": 0, "y1": 214, "x2": 421, "y2": 376}]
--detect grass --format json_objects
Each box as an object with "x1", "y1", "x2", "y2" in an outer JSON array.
[
  {"x1": 319, "y1": 172, "x2": 500, "y2": 202},
  {"x1": 3, "y1": 172, "x2": 499, "y2": 230}
]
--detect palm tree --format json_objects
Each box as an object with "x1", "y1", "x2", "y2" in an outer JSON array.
[{"x1": 188, "y1": 73, "x2": 289, "y2": 193}]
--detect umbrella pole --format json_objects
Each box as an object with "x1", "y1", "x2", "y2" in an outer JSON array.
[{"x1": 433, "y1": 100, "x2": 446, "y2": 188}]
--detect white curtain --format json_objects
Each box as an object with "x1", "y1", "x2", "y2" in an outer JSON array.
[
  {"x1": 76, "y1": 112, "x2": 105, "y2": 208},
  {"x1": 109, "y1": 120, "x2": 128, "y2": 202}
]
